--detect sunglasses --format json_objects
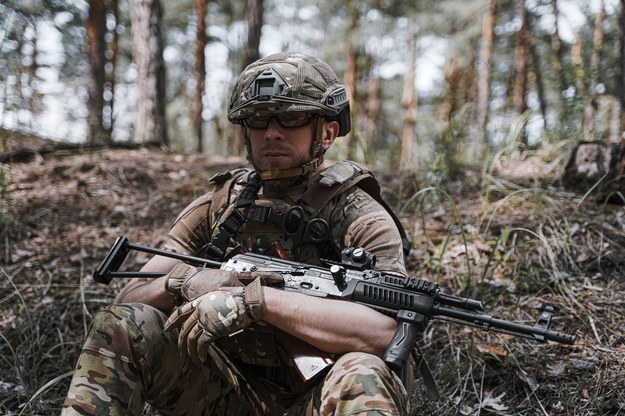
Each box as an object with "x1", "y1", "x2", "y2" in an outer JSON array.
[{"x1": 242, "y1": 113, "x2": 317, "y2": 129}]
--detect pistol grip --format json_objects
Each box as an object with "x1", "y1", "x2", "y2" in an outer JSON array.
[{"x1": 383, "y1": 310, "x2": 426, "y2": 372}]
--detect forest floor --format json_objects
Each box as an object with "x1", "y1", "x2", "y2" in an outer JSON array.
[{"x1": 1, "y1": 136, "x2": 624, "y2": 415}]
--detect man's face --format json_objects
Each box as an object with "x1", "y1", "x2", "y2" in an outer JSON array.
[{"x1": 246, "y1": 117, "x2": 316, "y2": 172}]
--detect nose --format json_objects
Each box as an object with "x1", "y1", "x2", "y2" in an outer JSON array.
[{"x1": 263, "y1": 118, "x2": 284, "y2": 141}]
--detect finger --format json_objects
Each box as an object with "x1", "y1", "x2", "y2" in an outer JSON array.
[
  {"x1": 187, "y1": 324, "x2": 205, "y2": 365},
  {"x1": 164, "y1": 299, "x2": 198, "y2": 331},
  {"x1": 261, "y1": 271, "x2": 284, "y2": 285},
  {"x1": 177, "y1": 310, "x2": 198, "y2": 355},
  {"x1": 197, "y1": 331, "x2": 215, "y2": 363}
]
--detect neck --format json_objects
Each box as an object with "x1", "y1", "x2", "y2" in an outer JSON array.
[
  {"x1": 262, "y1": 175, "x2": 308, "y2": 197},
  {"x1": 261, "y1": 162, "x2": 327, "y2": 197}
]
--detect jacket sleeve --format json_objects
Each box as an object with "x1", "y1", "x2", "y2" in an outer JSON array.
[
  {"x1": 324, "y1": 187, "x2": 407, "y2": 275},
  {"x1": 164, "y1": 192, "x2": 214, "y2": 256}
]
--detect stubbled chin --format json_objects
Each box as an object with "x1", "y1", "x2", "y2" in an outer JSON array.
[{"x1": 256, "y1": 157, "x2": 293, "y2": 172}]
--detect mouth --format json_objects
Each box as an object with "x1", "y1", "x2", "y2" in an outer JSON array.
[
  {"x1": 264, "y1": 152, "x2": 288, "y2": 158},
  {"x1": 262, "y1": 148, "x2": 290, "y2": 158}
]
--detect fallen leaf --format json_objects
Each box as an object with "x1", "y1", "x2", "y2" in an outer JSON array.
[
  {"x1": 547, "y1": 362, "x2": 566, "y2": 376},
  {"x1": 479, "y1": 391, "x2": 509, "y2": 412},
  {"x1": 476, "y1": 344, "x2": 508, "y2": 357},
  {"x1": 581, "y1": 388, "x2": 590, "y2": 399},
  {"x1": 10, "y1": 249, "x2": 35, "y2": 263}
]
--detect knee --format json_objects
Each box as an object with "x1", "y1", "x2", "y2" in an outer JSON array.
[
  {"x1": 86, "y1": 303, "x2": 175, "y2": 359},
  {"x1": 331, "y1": 352, "x2": 393, "y2": 382},
  {"x1": 319, "y1": 352, "x2": 409, "y2": 415}
]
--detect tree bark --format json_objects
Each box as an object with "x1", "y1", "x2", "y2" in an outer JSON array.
[
  {"x1": 613, "y1": 0, "x2": 625, "y2": 142},
  {"x1": 87, "y1": 0, "x2": 110, "y2": 145},
  {"x1": 400, "y1": 28, "x2": 417, "y2": 171},
  {"x1": 529, "y1": 14, "x2": 547, "y2": 130},
  {"x1": 550, "y1": 0, "x2": 569, "y2": 140},
  {"x1": 513, "y1": 0, "x2": 529, "y2": 145},
  {"x1": 193, "y1": 0, "x2": 208, "y2": 153},
  {"x1": 476, "y1": 0, "x2": 496, "y2": 135},
  {"x1": 442, "y1": 55, "x2": 461, "y2": 125},
  {"x1": 343, "y1": 0, "x2": 360, "y2": 161},
  {"x1": 362, "y1": 65, "x2": 380, "y2": 162},
  {"x1": 583, "y1": 0, "x2": 606, "y2": 138},
  {"x1": 105, "y1": 0, "x2": 120, "y2": 138},
  {"x1": 242, "y1": 0, "x2": 263, "y2": 70},
  {"x1": 27, "y1": 20, "x2": 41, "y2": 119},
  {"x1": 131, "y1": 0, "x2": 168, "y2": 146}
]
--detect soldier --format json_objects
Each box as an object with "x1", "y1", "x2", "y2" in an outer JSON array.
[{"x1": 63, "y1": 52, "x2": 413, "y2": 415}]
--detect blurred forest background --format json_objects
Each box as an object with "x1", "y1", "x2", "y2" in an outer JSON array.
[
  {"x1": 1, "y1": 0, "x2": 624, "y2": 171},
  {"x1": 2, "y1": 0, "x2": 625, "y2": 415}
]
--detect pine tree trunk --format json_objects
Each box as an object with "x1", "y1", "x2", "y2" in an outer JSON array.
[
  {"x1": 193, "y1": 0, "x2": 208, "y2": 153},
  {"x1": 400, "y1": 28, "x2": 417, "y2": 171},
  {"x1": 28, "y1": 23, "x2": 41, "y2": 119},
  {"x1": 550, "y1": 0, "x2": 568, "y2": 93},
  {"x1": 442, "y1": 56, "x2": 461, "y2": 125},
  {"x1": 228, "y1": 0, "x2": 263, "y2": 157},
  {"x1": 343, "y1": 1, "x2": 360, "y2": 161},
  {"x1": 87, "y1": 0, "x2": 109, "y2": 145},
  {"x1": 613, "y1": 0, "x2": 625, "y2": 141},
  {"x1": 242, "y1": 0, "x2": 263, "y2": 70},
  {"x1": 550, "y1": 0, "x2": 569, "y2": 140},
  {"x1": 513, "y1": 0, "x2": 529, "y2": 145},
  {"x1": 362, "y1": 66, "x2": 380, "y2": 162},
  {"x1": 529, "y1": 16, "x2": 547, "y2": 130},
  {"x1": 476, "y1": 0, "x2": 496, "y2": 135},
  {"x1": 131, "y1": 0, "x2": 168, "y2": 146},
  {"x1": 584, "y1": 0, "x2": 606, "y2": 139},
  {"x1": 465, "y1": 38, "x2": 479, "y2": 115},
  {"x1": 105, "y1": 0, "x2": 119, "y2": 138}
]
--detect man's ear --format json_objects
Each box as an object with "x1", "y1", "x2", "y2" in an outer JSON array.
[{"x1": 321, "y1": 120, "x2": 340, "y2": 151}]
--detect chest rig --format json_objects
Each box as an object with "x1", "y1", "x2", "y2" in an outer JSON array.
[{"x1": 203, "y1": 161, "x2": 411, "y2": 262}]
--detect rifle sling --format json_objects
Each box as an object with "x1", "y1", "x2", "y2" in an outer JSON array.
[{"x1": 413, "y1": 347, "x2": 440, "y2": 400}]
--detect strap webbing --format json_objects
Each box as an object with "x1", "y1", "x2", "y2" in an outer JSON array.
[{"x1": 204, "y1": 172, "x2": 262, "y2": 260}]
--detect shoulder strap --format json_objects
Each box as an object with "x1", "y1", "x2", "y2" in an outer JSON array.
[
  {"x1": 300, "y1": 161, "x2": 411, "y2": 259},
  {"x1": 208, "y1": 168, "x2": 253, "y2": 215},
  {"x1": 204, "y1": 168, "x2": 255, "y2": 259}
]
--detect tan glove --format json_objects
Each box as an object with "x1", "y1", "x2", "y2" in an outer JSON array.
[
  {"x1": 165, "y1": 264, "x2": 243, "y2": 304},
  {"x1": 164, "y1": 276, "x2": 276, "y2": 364}
]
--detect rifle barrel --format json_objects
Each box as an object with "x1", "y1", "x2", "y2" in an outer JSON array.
[{"x1": 434, "y1": 305, "x2": 576, "y2": 344}]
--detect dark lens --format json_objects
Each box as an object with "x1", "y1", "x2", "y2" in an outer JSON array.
[
  {"x1": 243, "y1": 114, "x2": 270, "y2": 129},
  {"x1": 277, "y1": 113, "x2": 313, "y2": 127},
  {"x1": 243, "y1": 113, "x2": 315, "y2": 129}
]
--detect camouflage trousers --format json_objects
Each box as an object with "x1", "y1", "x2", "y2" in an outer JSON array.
[{"x1": 62, "y1": 303, "x2": 409, "y2": 415}]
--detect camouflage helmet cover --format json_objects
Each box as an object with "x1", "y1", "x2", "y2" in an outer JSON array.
[{"x1": 228, "y1": 52, "x2": 351, "y2": 136}]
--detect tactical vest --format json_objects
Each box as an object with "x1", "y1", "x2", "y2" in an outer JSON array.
[{"x1": 204, "y1": 161, "x2": 411, "y2": 262}]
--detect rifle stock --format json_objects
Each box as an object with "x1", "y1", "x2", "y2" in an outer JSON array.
[{"x1": 94, "y1": 236, "x2": 576, "y2": 372}]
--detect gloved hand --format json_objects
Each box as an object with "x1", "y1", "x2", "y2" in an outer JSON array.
[
  {"x1": 164, "y1": 273, "x2": 282, "y2": 364},
  {"x1": 166, "y1": 263, "x2": 276, "y2": 304}
]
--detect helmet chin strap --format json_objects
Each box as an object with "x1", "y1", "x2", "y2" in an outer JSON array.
[
  {"x1": 257, "y1": 157, "x2": 321, "y2": 180},
  {"x1": 244, "y1": 117, "x2": 326, "y2": 181}
]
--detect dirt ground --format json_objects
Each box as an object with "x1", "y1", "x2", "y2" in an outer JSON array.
[{"x1": 1, "y1": 140, "x2": 624, "y2": 415}]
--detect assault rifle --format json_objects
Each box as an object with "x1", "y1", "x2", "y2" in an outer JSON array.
[{"x1": 94, "y1": 236, "x2": 576, "y2": 373}]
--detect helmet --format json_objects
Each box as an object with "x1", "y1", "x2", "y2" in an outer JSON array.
[{"x1": 228, "y1": 52, "x2": 351, "y2": 137}]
